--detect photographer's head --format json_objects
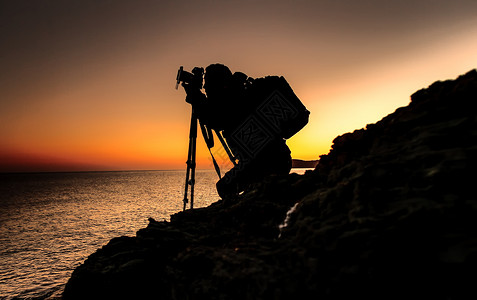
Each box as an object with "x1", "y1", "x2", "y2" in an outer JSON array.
[{"x1": 204, "y1": 64, "x2": 232, "y2": 99}]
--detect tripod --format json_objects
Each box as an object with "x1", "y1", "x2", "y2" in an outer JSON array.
[
  {"x1": 183, "y1": 105, "x2": 234, "y2": 211},
  {"x1": 183, "y1": 109, "x2": 198, "y2": 211}
]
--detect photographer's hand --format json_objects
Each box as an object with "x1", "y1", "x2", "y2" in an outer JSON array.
[{"x1": 182, "y1": 82, "x2": 206, "y2": 105}]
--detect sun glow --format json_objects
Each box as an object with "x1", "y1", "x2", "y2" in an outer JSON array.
[{"x1": 1, "y1": 1, "x2": 476, "y2": 172}]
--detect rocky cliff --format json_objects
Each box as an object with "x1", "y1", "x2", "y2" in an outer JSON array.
[{"x1": 63, "y1": 70, "x2": 477, "y2": 300}]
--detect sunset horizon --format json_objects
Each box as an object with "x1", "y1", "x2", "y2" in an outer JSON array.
[
  {"x1": 2, "y1": 0, "x2": 476, "y2": 173},
  {"x1": 2, "y1": 67, "x2": 476, "y2": 173}
]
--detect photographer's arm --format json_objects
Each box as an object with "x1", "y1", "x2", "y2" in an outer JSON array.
[
  {"x1": 181, "y1": 82, "x2": 225, "y2": 130},
  {"x1": 182, "y1": 82, "x2": 216, "y2": 127},
  {"x1": 182, "y1": 82, "x2": 206, "y2": 106}
]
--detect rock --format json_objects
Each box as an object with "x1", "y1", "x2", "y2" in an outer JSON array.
[{"x1": 63, "y1": 69, "x2": 477, "y2": 300}]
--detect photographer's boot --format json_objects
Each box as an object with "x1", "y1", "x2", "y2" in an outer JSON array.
[{"x1": 216, "y1": 177, "x2": 238, "y2": 203}]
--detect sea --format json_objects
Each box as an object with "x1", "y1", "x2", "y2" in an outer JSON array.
[{"x1": 0, "y1": 169, "x2": 308, "y2": 299}]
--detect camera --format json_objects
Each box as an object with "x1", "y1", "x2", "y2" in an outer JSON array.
[{"x1": 175, "y1": 66, "x2": 204, "y2": 90}]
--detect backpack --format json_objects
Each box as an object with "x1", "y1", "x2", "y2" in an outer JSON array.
[
  {"x1": 221, "y1": 74, "x2": 309, "y2": 161},
  {"x1": 244, "y1": 75, "x2": 309, "y2": 139},
  {"x1": 201, "y1": 73, "x2": 310, "y2": 177}
]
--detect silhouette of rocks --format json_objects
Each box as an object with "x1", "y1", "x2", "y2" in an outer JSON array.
[{"x1": 63, "y1": 70, "x2": 477, "y2": 300}]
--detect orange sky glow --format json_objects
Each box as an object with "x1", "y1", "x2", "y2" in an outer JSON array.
[{"x1": 1, "y1": 0, "x2": 477, "y2": 172}]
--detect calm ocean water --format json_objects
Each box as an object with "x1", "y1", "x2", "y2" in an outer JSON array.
[
  {"x1": 0, "y1": 169, "x2": 308, "y2": 299},
  {"x1": 0, "y1": 170, "x2": 221, "y2": 300}
]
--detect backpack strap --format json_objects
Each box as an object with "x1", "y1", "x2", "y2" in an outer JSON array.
[
  {"x1": 199, "y1": 121, "x2": 221, "y2": 179},
  {"x1": 216, "y1": 130, "x2": 238, "y2": 166}
]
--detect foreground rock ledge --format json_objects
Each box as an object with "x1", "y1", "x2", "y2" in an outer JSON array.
[{"x1": 63, "y1": 70, "x2": 477, "y2": 300}]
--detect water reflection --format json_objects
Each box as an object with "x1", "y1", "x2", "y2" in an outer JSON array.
[{"x1": 0, "y1": 170, "x2": 219, "y2": 299}]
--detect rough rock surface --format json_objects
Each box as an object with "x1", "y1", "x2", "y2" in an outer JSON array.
[{"x1": 63, "y1": 70, "x2": 477, "y2": 299}]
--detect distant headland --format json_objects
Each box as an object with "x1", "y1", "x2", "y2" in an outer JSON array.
[{"x1": 291, "y1": 159, "x2": 319, "y2": 168}]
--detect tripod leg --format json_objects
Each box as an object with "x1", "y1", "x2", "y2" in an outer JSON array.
[
  {"x1": 183, "y1": 140, "x2": 192, "y2": 211},
  {"x1": 190, "y1": 128, "x2": 197, "y2": 209},
  {"x1": 183, "y1": 110, "x2": 198, "y2": 211}
]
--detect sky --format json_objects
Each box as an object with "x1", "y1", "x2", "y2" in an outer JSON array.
[{"x1": 1, "y1": 0, "x2": 477, "y2": 172}]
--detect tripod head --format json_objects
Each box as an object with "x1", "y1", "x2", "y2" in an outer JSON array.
[{"x1": 175, "y1": 66, "x2": 204, "y2": 90}]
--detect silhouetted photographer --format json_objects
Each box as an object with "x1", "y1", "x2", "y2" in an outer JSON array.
[{"x1": 177, "y1": 63, "x2": 309, "y2": 204}]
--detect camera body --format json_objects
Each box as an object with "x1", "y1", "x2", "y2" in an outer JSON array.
[{"x1": 176, "y1": 66, "x2": 204, "y2": 90}]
